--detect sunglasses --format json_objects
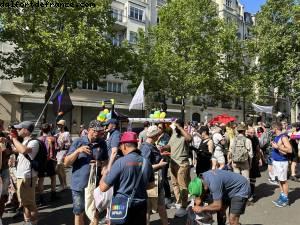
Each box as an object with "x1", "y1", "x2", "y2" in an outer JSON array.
[{"x1": 158, "y1": 127, "x2": 163, "y2": 129}]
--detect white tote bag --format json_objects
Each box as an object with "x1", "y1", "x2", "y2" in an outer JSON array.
[
  {"x1": 85, "y1": 163, "x2": 97, "y2": 221},
  {"x1": 93, "y1": 186, "x2": 113, "y2": 212}
]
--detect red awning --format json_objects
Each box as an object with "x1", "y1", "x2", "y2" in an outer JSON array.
[{"x1": 209, "y1": 114, "x2": 236, "y2": 125}]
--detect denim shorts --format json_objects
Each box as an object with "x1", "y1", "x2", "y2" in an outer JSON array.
[
  {"x1": 72, "y1": 190, "x2": 85, "y2": 215},
  {"x1": 267, "y1": 155, "x2": 273, "y2": 165}
]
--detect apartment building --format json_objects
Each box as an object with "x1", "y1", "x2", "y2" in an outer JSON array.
[{"x1": 0, "y1": 0, "x2": 262, "y2": 133}]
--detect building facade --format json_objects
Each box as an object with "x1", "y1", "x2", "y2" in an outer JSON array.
[{"x1": 0, "y1": 0, "x2": 260, "y2": 133}]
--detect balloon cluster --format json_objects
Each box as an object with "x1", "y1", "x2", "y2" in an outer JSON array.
[
  {"x1": 149, "y1": 111, "x2": 166, "y2": 119},
  {"x1": 97, "y1": 108, "x2": 111, "y2": 122}
]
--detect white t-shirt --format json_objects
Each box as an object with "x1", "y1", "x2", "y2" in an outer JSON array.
[
  {"x1": 213, "y1": 133, "x2": 224, "y2": 152},
  {"x1": 192, "y1": 132, "x2": 202, "y2": 149},
  {"x1": 16, "y1": 138, "x2": 39, "y2": 179}
]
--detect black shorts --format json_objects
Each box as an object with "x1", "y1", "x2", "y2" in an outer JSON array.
[
  {"x1": 290, "y1": 149, "x2": 299, "y2": 163},
  {"x1": 38, "y1": 160, "x2": 57, "y2": 178},
  {"x1": 224, "y1": 197, "x2": 248, "y2": 215}
]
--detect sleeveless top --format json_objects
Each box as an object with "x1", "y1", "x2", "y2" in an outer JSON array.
[
  {"x1": 199, "y1": 139, "x2": 209, "y2": 153},
  {"x1": 271, "y1": 133, "x2": 288, "y2": 162}
]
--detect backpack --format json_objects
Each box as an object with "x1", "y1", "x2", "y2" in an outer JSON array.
[
  {"x1": 39, "y1": 135, "x2": 57, "y2": 160},
  {"x1": 25, "y1": 138, "x2": 48, "y2": 178},
  {"x1": 232, "y1": 136, "x2": 249, "y2": 163}
]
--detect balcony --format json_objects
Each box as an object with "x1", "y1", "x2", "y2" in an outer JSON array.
[{"x1": 112, "y1": 8, "x2": 127, "y2": 30}]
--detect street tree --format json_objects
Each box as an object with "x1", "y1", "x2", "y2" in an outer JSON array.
[
  {"x1": 0, "y1": 0, "x2": 132, "y2": 121},
  {"x1": 126, "y1": 0, "x2": 253, "y2": 116},
  {"x1": 253, "y1": 0, "x2": 300, "y2": 108}
]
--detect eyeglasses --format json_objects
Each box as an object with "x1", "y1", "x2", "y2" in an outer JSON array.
[
  {"x1": 92, "y1": 129, "x2": 104, "y2": 133},
  {"x1": 158, "y1": 127, "x2": 163, "y2": 129}
]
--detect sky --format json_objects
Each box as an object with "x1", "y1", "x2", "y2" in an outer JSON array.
[{"x1": 240, "y1": 0, "x2": 267, "y2": 13}]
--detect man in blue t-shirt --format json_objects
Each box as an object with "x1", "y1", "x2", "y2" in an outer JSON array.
[
  {"x1": 64, "y1": 120, "x2": 108, "y2": 225},
  {"x1": 105, "y1": 119, "x2": 121, "y2": 172},
  {"x1": 100, "y1": 131, "x2": 154, "y2": 225},
  {"x1": 270, "y1": 122, "x2": 292, "y2": 207},
  {"x1": 193, "y1": 170, "x2": 250, "y2": 225}
]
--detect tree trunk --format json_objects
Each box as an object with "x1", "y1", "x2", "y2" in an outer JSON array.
[
  {"x1": 42, "y1": 67, "x2": 55, "y2": 123},
  {"x1": 181, "y1": 96, "x2": 185, "y2": 122}
]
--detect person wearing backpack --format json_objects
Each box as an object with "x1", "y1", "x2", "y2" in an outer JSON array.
[
  {"x1": 10, "y1": 121, "x2": 39, "y2": 225},
  {"x1": 194, "y1": 126, "x2": 213, "y2": 176},
  {"x1": 36, "y1": 123, "x2": 59, "y2": 205},
  {"x1": 228, "y1": 124, "x2": 253, "y2": 179}
]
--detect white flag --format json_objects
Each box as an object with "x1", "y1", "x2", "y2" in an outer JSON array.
[
  {"x1": 129, "y1": 80, "x2": 144, "y2": 111},
  {"x1": 252, "y1": 103, "x2": 273, "y2": 114}
]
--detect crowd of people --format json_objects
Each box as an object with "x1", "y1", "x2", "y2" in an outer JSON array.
[{"x1": 0, "y1": 117, "x2": 299, "y2": 225}]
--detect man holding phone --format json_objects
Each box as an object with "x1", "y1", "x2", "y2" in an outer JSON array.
[
  {"x1": 162, "y1": 119, "x2": 192, "y2": 217},
  {"x1": 270, "y1": 122, "x2": 292, "y2": 207},
  {"x1": 64, "y1": 120, "x2": 108, "y2": 225}
]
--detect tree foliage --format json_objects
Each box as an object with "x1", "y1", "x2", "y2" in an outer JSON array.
[
  {"x1": 0, "y1": 0, "x2": 133, "y2": 120},
  {"x1": 254, "y1": 0, "x2": 300, "y2": 104},
  {"x1": 126, "y1": 0, "x2": 254, "y2": 109},
  {"x1": 0, "y1": 0, "x2": 135, "y2": 87}
]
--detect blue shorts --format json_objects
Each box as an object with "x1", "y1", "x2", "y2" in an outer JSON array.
[
  {"x1": 71, "y1": 190, "x2": 85, "y2": 215},
  {"x1": 267, "y1": 156, "x2": 273, "y2": 165}
]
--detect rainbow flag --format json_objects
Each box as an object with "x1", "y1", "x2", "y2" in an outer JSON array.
[{"x1": 51, "y1": 78, "x2": 73, "y2": 117}]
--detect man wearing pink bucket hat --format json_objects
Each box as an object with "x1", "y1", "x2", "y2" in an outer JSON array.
[{"x1": 100, "y1": 131, "x2": 154, "y2": 225}]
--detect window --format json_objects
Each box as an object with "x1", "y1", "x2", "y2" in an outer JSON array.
[
  {"x1": 234, "y1": 98, "x2": 242, "y2": 109},
  {"x1": 129, "y1": 31, "x2": 137, "y2": 44},
  {"x1": 112, "y1": 8, "x2": 123, "y2": 22},
  {"x1": 129, "y1": 6, "x2": 144, "y2": 22},
  {"x1": 105, "y1": 82, "x2": 122, "y2": 93},
  {"x1": 81, "y1": 79, "x2": 98, "y2": 90},
  {"x1": 222, "y1": 100, "x2": 232, "y2": 109},
  {"x1": 112, "y1": 33, "x2": 125, "y2": 46},
  {"x1": 226, "y1": 0, "x2": 232, "y2": 7},
  {"x1": 24, "y1": 74, "x2": 33, "y2": 83},
  {"x1": 172, "y1": 97, "x2": 181, "y2": 105}
]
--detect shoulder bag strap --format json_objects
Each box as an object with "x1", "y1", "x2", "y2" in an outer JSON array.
[{"x1": 128, "y1": 157, "x2": 146, "y2": 206}]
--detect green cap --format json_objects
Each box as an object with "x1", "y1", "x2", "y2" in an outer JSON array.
[{"x1": 188, "y1": 177, "x2": 203, "y2": 197}]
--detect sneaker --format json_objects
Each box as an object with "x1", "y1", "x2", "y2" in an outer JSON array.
[
  {"x1": 98, "y1": 217, "x2": 109, "y2": 225},
  {"x1": 168, "y1": 202, "x2": 181, "y2": 209},
  {"x1": 289, "y1": 176, "x2": 299, "y2": 182},
  {"x1": 272, "y1": 195, "x2": 282, "y2": 205},
  {"x1": 57, "y1": 186, "x2": 64, "y2": 192},
  {"x1": 12, "y1": 208, "x2": 23, "y2": 219},
  {"x1": 175, "y1": 207, "x2": 187, "y2": 217},
  {"x1": 268, "y1": 178, "x2": 279, "y2": 186},
  {"x1": 275, "y1": 198, "x2": 289, "y2": 207},
  {"x1": 23, "y1": 222, "x2": 33, "y2": 225},
  {"x1": 164, "y1": 198, "x2": 172, "y2": 206},
  {"x1": 248, "y1": 195, "x2": 254, "y2": 202}
]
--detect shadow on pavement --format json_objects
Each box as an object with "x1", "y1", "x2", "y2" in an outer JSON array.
[
  {"x1": 38, "y1": 207, "x2": 73, "y2": 225},
  {"x1": 151, "y1": 216, "x2": 187, "y2": 225},
  {"x1": 253, "y1": 183, "x2": 277, "y2": 203},
  {"x1": 288, "y1": 187, "x2": 300, "y2": 205},
  {"x1": 3, "y1": 189, "x2": 73, "y2": 225}
]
